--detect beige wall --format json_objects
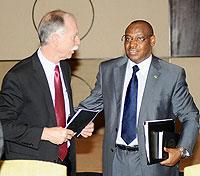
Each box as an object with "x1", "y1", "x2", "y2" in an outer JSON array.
[
  {"x1": 170, "y1": 57, "x2": 200, "y2": 110},
  {"x1": 0, "y1": 0, "x2": 169, "y2": 60}
]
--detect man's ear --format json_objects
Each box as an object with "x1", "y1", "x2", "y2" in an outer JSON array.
[
  {"x1": 49, "y1": 33, "x2": 60, "y2": 47},
  {"x1": 150, "y1": 35, "x2": 156, "y2": 47}
]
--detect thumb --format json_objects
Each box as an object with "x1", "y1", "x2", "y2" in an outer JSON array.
[{"x1": 164, "y1": 147, "x2": 169, "y2": 152}]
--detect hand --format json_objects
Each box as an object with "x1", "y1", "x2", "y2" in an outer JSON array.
[
  {"x1": 41, "y1": 127, "x2": 75, "y2": 145},
  {"x1": 80, "y1": 122, "x2": 94, "y2": 138},
  {"x1": 160, "y1": 147, "x2": 182, "y2": 166}
]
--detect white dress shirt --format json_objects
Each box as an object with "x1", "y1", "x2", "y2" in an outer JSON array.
[
  {"x1": 116, "y1": 55, "x2": 152, "y2": 146},
  {"x1": 37, "y1": 48, "x2": 70, "y2": 125}
]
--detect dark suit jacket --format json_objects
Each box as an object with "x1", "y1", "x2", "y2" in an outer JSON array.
[
  {"x1": 0, "y1": 51, "x2": 76, "y2": 176},
  {"x1": 0, "y1": 122, "x2": 3, "y2": 158},
  {"x1": 79, "y1": 55, "x2": 199, "y2": 176}
]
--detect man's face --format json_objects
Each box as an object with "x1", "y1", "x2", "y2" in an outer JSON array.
[
  {"x1": 123, "y1": 23, "x2": 155, "y2": 64},
  {"x1": 57, "y1": 16, "x2": 80, "y2": 59}
]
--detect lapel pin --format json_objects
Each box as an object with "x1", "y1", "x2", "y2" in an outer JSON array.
[{"x1": 153, "y1": 75, "x2": 159, "y2": 79}]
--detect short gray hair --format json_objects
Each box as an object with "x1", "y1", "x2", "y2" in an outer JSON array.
[{"x1": 37, "y1": 9, "x2": 75, "y2": 45}]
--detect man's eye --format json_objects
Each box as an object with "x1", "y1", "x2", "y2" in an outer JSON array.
[
  {"x1": 125, "y1": 37, "x2": 132, "y2": 42},
  {"x1": 137, "y1": 37, "x2": 145, "y2": 42}
]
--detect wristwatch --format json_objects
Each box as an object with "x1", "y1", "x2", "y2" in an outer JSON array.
[{"x1": 179, "y1": 147, "x2": 187, "y2": 158}]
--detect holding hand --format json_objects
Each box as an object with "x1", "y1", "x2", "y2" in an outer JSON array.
[
  {"x1": 160, "y1": 147, "x2": 182, "y2": 166},
  {"x1": 80, "y1": 122, "x2": 94, "y2": 138},
  {"x1": 41, "y1": 127, "x2": 75, "y2": 145}
]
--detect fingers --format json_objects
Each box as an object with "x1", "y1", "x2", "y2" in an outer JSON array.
[
  {"x1": 64, "y1": 129, "x2": 75, "y2": 141},
  {"x1": 160, "y1": 147, "x2": 182, "y2": 166},
  {"x1": 80, "y1": 122, "x2": 94, "y2": 138},
  {"x1": 81, "y1": 131, "x2": 92, "y2": 138},
  {"x1": 87, "y1": 122, "x2": 94, "y2": 128},
  {"x1": 42, "y1": 127, "x2": 75, "y2": 145},
  {"x1": 85, "y1": 122, "x2": 94, "y2": 132}
]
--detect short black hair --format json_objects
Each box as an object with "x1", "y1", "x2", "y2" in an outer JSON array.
[{"x1": 128, "y1": 20, "x2": 154, "y2": 36}]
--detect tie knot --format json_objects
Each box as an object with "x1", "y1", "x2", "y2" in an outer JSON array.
[
  {"x1": 133, "y1": 65, "x2": 139, "y2": 74},
  {"x1": 55, "y1": 65, "x2": 59, "y2": 72}
]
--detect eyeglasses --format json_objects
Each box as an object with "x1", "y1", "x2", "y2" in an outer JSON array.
[{"x1": 121, "y1": 35, "x2": 152, "y2": 44}]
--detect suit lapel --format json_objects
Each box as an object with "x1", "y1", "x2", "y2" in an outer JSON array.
[
  {"x1": 138, "y1": 56, "x2": 161, "y2": 124},
  {"x1": 60, "y1": 60, "x2": 74, "y2": 118},
  {"x1": 113, "y1": 57, "x2": 128, "y2": 125},
  {"x1": 31, "y1": 52, "x2": 56, "y2": 124}
]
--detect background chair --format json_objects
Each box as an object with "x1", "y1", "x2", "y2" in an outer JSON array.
[
  {"x1": 76, "y1": 172, "x2": 102, "y2": 176},
  {"x1": 184, "y1": 164, "x2": 200, "y2": 176},
  {"x1": 0, "y1": 160, "x2": 67, "y2": 176}
]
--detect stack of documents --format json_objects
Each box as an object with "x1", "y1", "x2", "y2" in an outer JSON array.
[{"x1": 143, "y1": 119, "x2": 179, "y2": 165}]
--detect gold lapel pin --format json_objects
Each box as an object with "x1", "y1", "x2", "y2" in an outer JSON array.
[{"x1": 153, "y1": 75, "x2": 159, "y2": 79}]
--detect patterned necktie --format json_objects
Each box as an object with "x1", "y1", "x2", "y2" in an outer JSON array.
[
  {"x1": 121, "y1": 65, "x2": 139, "y2": 145},
  {"x1": 54, "y1": 65, "x2": 68, "y2": 161}
]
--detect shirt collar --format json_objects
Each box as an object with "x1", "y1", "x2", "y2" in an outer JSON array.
[
  {"x1": 37, "y1": 48, "x2": 59, "y2": 72},
  {"x1": 127, "y1": 55, "x2": 152, "y2": 74}
]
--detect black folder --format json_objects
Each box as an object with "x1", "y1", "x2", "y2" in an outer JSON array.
[
  {"x1": 66, "y1": 109, "x2": 100, "y2": 137},
  {"x1": 143, "y1": 119, "x2": 179, "y2": 165}
]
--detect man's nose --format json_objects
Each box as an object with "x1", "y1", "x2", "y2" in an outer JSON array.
[
  {"x1": 129, "y1": 39, "x2": 138, "y2": 48},
  {"x1": 76, "y1": 36, "x2": 81, "y2": 45}
]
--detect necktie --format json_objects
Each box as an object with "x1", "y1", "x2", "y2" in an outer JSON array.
[
  {"x1": 54, "y1": 65, "x2": 68, "y2": 161},
  {"x1": 121, "y1": 65, "x2": 139, "y2": 145}
]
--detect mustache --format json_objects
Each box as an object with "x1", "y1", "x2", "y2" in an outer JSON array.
[{"x1": 71, "y1": 45, "x2": 79, "y2": 51}]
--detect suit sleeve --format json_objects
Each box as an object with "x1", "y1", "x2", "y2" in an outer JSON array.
[
  {"x1": 78, "y1": 64, "x2": 104, "y2": 111},
  {"x1": 0, "y1": 71, "x2": 43, "y2": 149},
  {"x1": 172, "y1": 68, "x2": 199, "y2": 154}
]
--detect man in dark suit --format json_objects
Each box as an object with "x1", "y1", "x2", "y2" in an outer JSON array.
[
  {"x1": 0, "y1": 122, "x2": 3, "y2": 158},
  {"x1": 78, "y1": 20, "x2": 199, "y2": 176},
  {"x1": 0, "y1": 10, "x2": 93, "y2": 176}
]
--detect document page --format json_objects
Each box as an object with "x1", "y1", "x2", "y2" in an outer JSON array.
[{"x1": 66, "y1": 109, "x2": 100, "y2": 137}]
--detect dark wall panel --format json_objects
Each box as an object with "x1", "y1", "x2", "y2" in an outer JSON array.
[{"x1": 170, "y1": 0, "x2": 200, "y2": 57}]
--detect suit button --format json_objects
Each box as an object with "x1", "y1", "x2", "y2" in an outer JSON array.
[
  {"x1": 115, "y1": 128, "x2": 118, "y2": 132},
  {"x1": 111, "y1": 148, "x2": 114, "y2": 152}
]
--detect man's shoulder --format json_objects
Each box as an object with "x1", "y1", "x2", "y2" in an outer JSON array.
[
  {"x1": 10, "y1": 52, "x2": 37, "y2": 70},
  {"x1": 4, "y1": 52, "x2": 38, "y2": 78},
  {"x1": 100, "y1": 56, "x2": 127, "y2": 67},
  {"x1": 152, "y1": 55, "x2": 183, "y2": 72}
]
